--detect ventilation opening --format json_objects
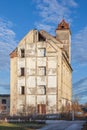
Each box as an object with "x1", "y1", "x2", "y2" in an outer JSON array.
[{"x1": 61, "y1": 25, "x2": 64, "y2": 29}]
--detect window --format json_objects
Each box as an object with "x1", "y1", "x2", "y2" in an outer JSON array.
[
  {"x1": 38, "y1": 48, "x2": 46, "y2": 56},
  {"x1": 61, "y1": 25, "x2": 64, "y2": 29},
  {"x1": 21, "y1": 68, "x2": 25, "y2": 76},
  {"x1": 21, "y1": 49, "x2": 25, "y2": 58},
  {"x1": 38, "y1": 85, "x2": 46, "y2": 95},
  {"x1": 38, "y1": 33, "x2": 46, "y2": 41},
  {"x1": 2, "y1": 99, "x2": 6, "y2": 104},
  {"x1": 21, "y1": 86, "x2": 25, "y2": 95}
]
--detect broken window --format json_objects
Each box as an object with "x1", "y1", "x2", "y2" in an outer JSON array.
[
  {"x1": 21, "y1": 49, "x2": 25, "y2": 58},
  {"x1": 2, "y1": 99, "x2": 6, "y2": 104},
  {"x1": 38, "y1": 33, "x2": 46, "y2": 41},
  {"x1": 21, "y1": 68, "x2": 25, "y2": 76},
  {"x1": 21, "y1": 86, "x2": 25, "y2": 95}
]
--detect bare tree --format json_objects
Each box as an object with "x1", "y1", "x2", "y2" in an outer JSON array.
[{"x1": 72, "y1": 96, "x2": 81, "y2": 113}]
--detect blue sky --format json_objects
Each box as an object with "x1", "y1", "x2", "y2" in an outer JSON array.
[{"x1": 0, "y1": 0, "x2": 87, "y2": 103}]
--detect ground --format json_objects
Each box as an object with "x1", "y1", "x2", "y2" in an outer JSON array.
[
  {"x1": 0, "y1": 120, "x2": 85, "y2": 130},
  {"x1": 37, "y1": 120, "x2": 85, "y2": 130},
  {"x1": 0, "y1": 122, "x2": 45, "y2": 130},
  {"x1": 0, "y1": 123, "x2": 33, "y2": 130}
]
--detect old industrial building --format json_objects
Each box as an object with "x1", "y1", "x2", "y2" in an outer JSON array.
[
  {"x1": 10, "y1": 19, "x2": 72, "y2": 116},
  {"x1": 0, "y1": 94, "x2": 10, "y2": 115}
]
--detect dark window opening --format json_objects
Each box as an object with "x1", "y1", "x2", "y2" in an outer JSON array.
[
  {"x1": 21, "y1": 86, "x2": 25, "y2": 95},
  {"x1": 61, "y1": 25, "x2": 64, "y2": 29},
  {"x1": 43, "y1": 48, "x2": 46, "y2": 56},
  {"x1": 21, "y1": 49, "x2": 25, "y2": 58},
  {"x1": 38, "y1": 33, "x2": 46, "y2": 41},
  {"x1": 2, "y1": 99, "x2": 6, "y2": 104},
  {"x1": 21, "y1": 68, "x2": 25, "y2": 76},
  {"x1": 44, "y1": 86, "x2": 46, "y2": 95}
]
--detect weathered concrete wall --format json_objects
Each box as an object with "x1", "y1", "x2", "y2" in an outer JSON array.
[{"x1": 10, "y1": 57, "x2": 17, "y2": 116}]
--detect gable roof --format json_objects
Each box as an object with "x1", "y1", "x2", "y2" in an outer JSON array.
[
  {"x1": 56, "y1": 19, "x2": 70, "y2": 30},
  {"x1": 40, "y1": 30, "x2": 63, "y2": 51},
  {"x1": 10, "y1": 48, "x2": 17, "y2": 58}
]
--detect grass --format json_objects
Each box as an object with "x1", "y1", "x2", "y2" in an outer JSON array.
[{"x1": 0, "y1": 122, "x2": 35, "y2": 130}]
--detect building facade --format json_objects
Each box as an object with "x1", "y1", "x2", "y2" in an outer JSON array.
[
  {"x1": 10, "y1": 20, "x2": 72, "y2": 116},
  {"x1": 0, "y1": 94, "x2": 10, "y2": 115}
]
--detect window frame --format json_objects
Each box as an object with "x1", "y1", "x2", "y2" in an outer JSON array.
[
  {"x1": 21, "y1": 49, "x2": 25, "y2": 58},
  {"x1": 21, "y1": 86, "x2": 25, "y2": 95},
  {"x1": 21, "y1": 67, "x2": 25, "y2": 76},
  {"x1": 38, "y1": 48, "x2": 46, "y2": 57}
]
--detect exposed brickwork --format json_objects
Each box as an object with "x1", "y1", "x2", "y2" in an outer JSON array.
[
  {"x1": 10, "y1": 48, "x2": 17, "y2": 58},
  {"x1": 56, "y1": 19, "x2": 69, "y2": 30}
]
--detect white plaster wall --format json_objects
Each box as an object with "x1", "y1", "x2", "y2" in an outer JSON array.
[
  {"x1": 37, "y1": 42, "x2": 46, "y2": 48},
  {"x1": 18, "y1": 59, "x2": 25, "y2": 68},
  {"x1": 27, "y1": 88, "x2": 36, "y2": 95},
  {"x1": 27, "y1": 68, "x2": 36, "y2": 75},
  {"x1": 47, "y1": 88, "x2": 56, "y2": 95},
  {"x1": 37, "y1": 76, "x2": 46, "y2": 86},
  {"x1": 48, "y1": 68, "x2": 56, "y2": 75},
  {"x1": 17, "y1": 96, "x2": 25, "y2": 110},
  {"x1": 26, "y1": 95, "x2": 35, "y2": 105},
  {"x1": 48, "y1": 57, "x2": 56, "y2": 68},
  {"x1": 48, "y1": 76, "x2": 56, "y2": 88},
  {"x1": 48, "y1": 95, "x2": 56, "y2": 106},
  {"x1": 37, "y1": 48, "x2": 45, "y2": 56},
  {"x1": 37, "y1": 58, "x2": 46, "y2": 66},
  {"x1": 26, "y1": 58, "x2": 36, "y2": 68},
  {"x1": 37, "y1": 87, "x2": 45, "y2": 95},
  {"x1": 38, "y1": 67, "x2": 46, "y2": 75},
  {"x1": 48, "y1": 95, "x2": 56, "y2": 113},
  {"x1": 37, "y1": 96, "x2": 46, "y2": 104},
  {"x1": 26, "y1": 76, "x2": 36, "y2": 88},
  {"x1": 26, "y1": 43, "x2": 36, "y2": 56}
]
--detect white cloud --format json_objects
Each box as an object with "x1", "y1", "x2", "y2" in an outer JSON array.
[
  {"x1": 62, "y1": 0, "x2": 78, "y2": 7},
  {"x1": 35, "y1": 0, "x2": 78, "y2": 33},
  {"x1": 73, "y1": 77, "x2": 87, "y2": 104},
  {"x1": 72, "y1": 26, "x2": 87, "y2": 66},
  {"x1": 0, "y1": 18, "x2": 17, "y2": 71},
  {"x1": 35, "y1": 23, "x2": 55, "y2": 32}
]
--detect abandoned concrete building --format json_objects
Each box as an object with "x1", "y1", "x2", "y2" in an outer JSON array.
[
  {"x1": 0, "y1": 94, "x2": 10, "y2": 115},
  {"x1": 10, "y1": 19, "x2": 72, "y2": 116}
]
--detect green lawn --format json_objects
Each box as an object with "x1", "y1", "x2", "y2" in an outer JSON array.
[{"x1": 0, "y1": 123, "x2": 34, "y2": 130}]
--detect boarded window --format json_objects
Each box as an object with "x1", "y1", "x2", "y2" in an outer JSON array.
[
  {"x1": 21, "y1": 86, "x2": 25, "y2": 95},
  {"x1": 21, "y1": 49, "x2": 25, "y2": 58},
  {"x1": 38, "y1": 85, "x2": 46, "y2": 95},
  {"x1": 38, "y1": 67, "x2": 46, "y2": 75},
  {"x1": 37, "y1": 76, "x2": 46, "y2": 86},
  {"x1": 38, "y1": 48, "x2": 46, "y2": 56},
  {"x1": 21, "y1": 68, "x2": 25, "y2": 76}
]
